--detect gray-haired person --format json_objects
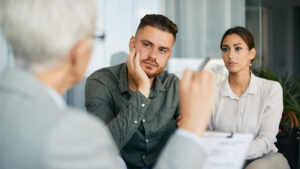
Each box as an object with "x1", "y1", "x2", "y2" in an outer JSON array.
[{"x1": 0, "y1": 0, "x2": 216, "y2": 169}]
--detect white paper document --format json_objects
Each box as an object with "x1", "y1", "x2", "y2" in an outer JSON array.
[{"x1": 201, "y1": 132, "x2": 253, "y2": 169}]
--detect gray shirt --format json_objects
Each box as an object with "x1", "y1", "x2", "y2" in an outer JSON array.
[{"x1": 85, "y1": 63, "x2": 180, "y2": 169}]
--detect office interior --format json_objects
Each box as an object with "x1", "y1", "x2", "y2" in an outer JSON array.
[{"x1": 0, "y1": 0, "x2": 299, "y2": 110}]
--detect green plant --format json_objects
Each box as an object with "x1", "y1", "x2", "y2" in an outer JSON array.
[{"x1": 252, "y1": 66, "x2": 300, "y2": 121}]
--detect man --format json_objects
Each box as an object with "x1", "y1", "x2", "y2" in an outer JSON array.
[
  {"x1": 0, "y1": 0, "x2": 216, "y2": 169},
  {"x1": 85, "y1": 14, "x2": 180, "y2": 169}
]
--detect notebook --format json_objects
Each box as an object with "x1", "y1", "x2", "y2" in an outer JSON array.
[{"x1": 201, "y1": 132, "x2": 253, "y2": 169}]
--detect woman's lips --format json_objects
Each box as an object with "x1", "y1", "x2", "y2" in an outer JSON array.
[{"x1": 228, "y1": 62, "x2": 237, "y2": 66}]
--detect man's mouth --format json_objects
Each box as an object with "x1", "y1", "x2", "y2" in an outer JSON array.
[{"x1": 143, "y1": 61, "x2": 158, "y2": 67}]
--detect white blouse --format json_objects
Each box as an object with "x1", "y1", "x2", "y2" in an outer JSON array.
[{"x1": 211, "y1": 73, "x2": 283, "y2": 159}]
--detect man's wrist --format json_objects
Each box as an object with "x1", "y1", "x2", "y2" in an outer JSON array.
[
  {"x1": 178, "y1": 118, "x2": 207, "y2": 137},
  {"x1": 137, "y1": 86, "x2": 150, "y2": 98}
]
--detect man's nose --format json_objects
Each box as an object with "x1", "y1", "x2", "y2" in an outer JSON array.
[{"x1": 148, "y1": 48, "x2": 158, "y2": 60}]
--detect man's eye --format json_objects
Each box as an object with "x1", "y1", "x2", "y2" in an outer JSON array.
[
  {"x1": 160, "y1": 49, "x2": 167, "y2": 53},
  {"x1": 144, "y1": 43, "x2": 150, "y2": 47}
]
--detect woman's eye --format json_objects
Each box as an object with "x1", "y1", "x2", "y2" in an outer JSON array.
[
  {"x1": 235, "y1": 47, "x2": 242, "y2": 51},
  {"x1": 222, "y1": 48, "x2": 229, "y2": 52}
]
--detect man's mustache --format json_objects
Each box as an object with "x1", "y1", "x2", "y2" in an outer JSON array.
[{"x1": 141, "y1": 59, "x2": 159, "y2": 67}]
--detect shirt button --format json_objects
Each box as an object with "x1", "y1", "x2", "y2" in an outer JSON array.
[
  {"x1": 134, "y1": 120, "x2": 137, "y2": 124},
  {"x1": 141, "y1": 103, "x2": 145, "y2": 107},
  {"x1": 142, "y1": 119, "x2": 145, "y2": 123},
  {"x1": 142, "y1": 155, "x2": 146, "y2": 159},
  {"x1": 145, "y1": 139, "x2": 149, "y2": 143}
]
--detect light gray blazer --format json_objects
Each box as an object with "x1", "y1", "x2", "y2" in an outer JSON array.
[{"x1": 0, "y1": 68, "x2": 206, "y2": 169}]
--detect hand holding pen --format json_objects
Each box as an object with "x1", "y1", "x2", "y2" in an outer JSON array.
[
  {"x1": 198, "y1": 55, "x2": 212, "y2": 71},
  {"x1": 177, "y1": 55, "x2": 212, "y2": 126},
  {"x1": 177, "y1": 56, "x2": 216, "y2": 136}
]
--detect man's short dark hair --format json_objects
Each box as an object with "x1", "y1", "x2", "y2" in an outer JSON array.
[{"x1": 137, "y1": 14, "x2": 178, "y2": 41}]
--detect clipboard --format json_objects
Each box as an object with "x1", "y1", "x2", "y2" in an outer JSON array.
[{"x1": 201, "y1": 132, "x2": 253, "y2": 169}]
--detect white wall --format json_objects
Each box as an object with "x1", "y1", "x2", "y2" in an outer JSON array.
[
  {"x1": 0, "y1": 30, "x2": 8, "y2": 73},
  {"x1": 86, "y1": 0, "x2": 160, "y2": 76}
]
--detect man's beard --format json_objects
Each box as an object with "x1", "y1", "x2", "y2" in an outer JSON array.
[{"x1": 141, "y1": 59, "x2": 161, "y2": 78}]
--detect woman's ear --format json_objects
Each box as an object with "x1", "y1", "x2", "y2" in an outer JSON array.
[{"x1": 249, "y1": 48, "x2": 256, "y2": 61}]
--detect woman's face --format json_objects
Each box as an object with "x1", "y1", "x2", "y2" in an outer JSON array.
[{"x1": 221, "y1": 33, "x2": 256, "y2": 74}]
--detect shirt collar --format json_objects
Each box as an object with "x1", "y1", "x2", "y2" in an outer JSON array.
[
  {"x1": 153, "y1": 75, "x2": 167, "y2": 92},
  {"x1": 45, "y1": 86, "x2": 66, "y2": 108},
  {"x1": 221, "y1": 78, "x2": 237, "y2": 99},
  {"x1": 221, "y1": 72, "x2": 258, "y2": 98},
  {"x1": 119, "y1": 63, "x2": 166, "y2": 95}
]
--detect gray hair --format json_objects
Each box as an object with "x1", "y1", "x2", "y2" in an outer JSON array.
[{"x1": 0, "y1": 0, "x2": 98, "y2": 71}]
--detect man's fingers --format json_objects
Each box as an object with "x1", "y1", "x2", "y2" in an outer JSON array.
[
  {"x1": 127, "y1": 47, "x2": 136, "y2": 70},
  {"x1": 134, "y1": 50, "x2": 141, "y2": 69}
]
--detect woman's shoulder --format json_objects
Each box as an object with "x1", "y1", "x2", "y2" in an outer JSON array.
[
  {"x1": 254, "y1": 75, "x2": 282, "y2": 90},
  {"x1": 253, "y1": 75, "x2": 283, "y2": 99}
]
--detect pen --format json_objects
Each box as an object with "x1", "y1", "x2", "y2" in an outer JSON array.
[
  {"x1": 198, "y1": 55, "x2": 212, "y2": 71},
  {"x1": 227, "y1": 132, "x2": 234, "y2": 138}
]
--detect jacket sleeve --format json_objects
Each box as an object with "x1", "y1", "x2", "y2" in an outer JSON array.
[
  {"x1": 45, "y1": 112, "x2": 125, "y2": 169},
  {"x1": 155, "y1": 130, "x2": 207, "y2": 169}
]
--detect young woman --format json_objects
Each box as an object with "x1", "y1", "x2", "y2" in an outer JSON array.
[{"x1": 211, "y1": 27, "x2": 290, "y2": 169}]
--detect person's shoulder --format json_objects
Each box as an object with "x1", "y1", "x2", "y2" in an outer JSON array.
[
  {"x1": 255, "y1": 75, "x2": 282, "y2": 91},
  {"x1": 45, "y1": 108, "x2": 119, "y2": 168},
  {"x1": 86, "y1": 63, "x2": 126, "y2": 83},
  {"x1": 253, "y1": 75, "x2": 283, "y2": 99},
  {"x1": 51, "y1": 107, "x2": 108, "y2": 138}
]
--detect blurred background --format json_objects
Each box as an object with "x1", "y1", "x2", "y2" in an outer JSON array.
[{"x1": 1, "y1": 0, "x2": 299, "y2": 110}]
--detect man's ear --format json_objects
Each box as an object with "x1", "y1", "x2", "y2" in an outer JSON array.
[
  {"x1": 129, "y1": 36, "x2": 135, "y2": 51},
  {"x1": 68, "y1": 38, "x2": 93, "y2": 82}
]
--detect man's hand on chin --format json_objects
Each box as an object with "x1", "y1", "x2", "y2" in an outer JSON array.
[{"x1": 126, "y1": 47, "x2": 150, "y2": 98}]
